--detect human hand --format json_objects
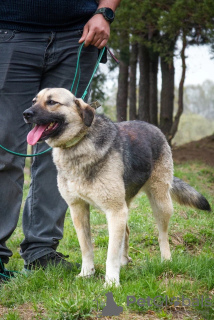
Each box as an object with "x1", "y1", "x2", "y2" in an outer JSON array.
[{"x1": 79, "y1": 14, "x2": 110, "y2": 49}]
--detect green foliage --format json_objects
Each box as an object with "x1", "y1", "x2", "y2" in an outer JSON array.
[
  {"x1": 110, "y1": 0, "x2": 214, "y2": 57},
  {"x1": 90, "y1": 70, "x2": 107, "y2": 103},
  {"x1": 183, "y1": 233, "x2": 200, "y2": 245}
]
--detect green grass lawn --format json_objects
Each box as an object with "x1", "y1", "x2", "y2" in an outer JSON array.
[{"x1": 0, "y1": 161, "x2": 213, "y2": 320}]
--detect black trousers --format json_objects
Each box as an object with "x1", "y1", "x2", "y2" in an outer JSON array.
[{"x1": 0, "y1": 28, "x2": 98, "y2": 264}]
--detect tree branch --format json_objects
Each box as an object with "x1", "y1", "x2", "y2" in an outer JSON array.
[{"x1": 169, "y1": 32, "x2": 187, "y2": 144}]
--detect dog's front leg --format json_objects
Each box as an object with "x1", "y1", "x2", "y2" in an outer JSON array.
[
  {"x1": 121, "y1": 224, "x2": 132, "y2": 266},
  {"x1": 105, "y1": 205, "x2": 128, "y2": 287},
  {"x1": 69, "y1": 200, "x2": 95, "y2": 277}
]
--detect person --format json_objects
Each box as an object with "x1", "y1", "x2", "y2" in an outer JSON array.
[{"x1": 0, "y1": 0, "x2": 121, "y2": 281}]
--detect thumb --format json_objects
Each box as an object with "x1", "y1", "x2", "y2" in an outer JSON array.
[{"x1": 79, "y1": 24, "x2": 89, "y2": 43}]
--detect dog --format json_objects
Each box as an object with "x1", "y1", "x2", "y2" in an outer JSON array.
[{"x1": 23, "y1": 88, "x2": 211, "y2": 286}]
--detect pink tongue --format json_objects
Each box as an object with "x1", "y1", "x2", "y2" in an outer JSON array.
[{"x1": 27, "y1": 124, "x2": 49, "y2": 145}]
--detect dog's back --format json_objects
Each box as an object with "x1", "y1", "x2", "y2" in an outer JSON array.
[
  {"x1": 89, "y1": 116, "x2": 210, "y2": 211},
  {"x1": 85, "y1": 115, "x2": 171, "y2": 199},
  {"x1": 116, "y1": 120, "x2": 169, "y2": 200}
]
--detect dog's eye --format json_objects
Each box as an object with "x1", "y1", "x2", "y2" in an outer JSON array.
[
  {"x1": 47, "y1": 100, "x2": 57, "y2": 106},
  {"x1": 32, "y1": 99, "x2": 36, "y2": 105}
]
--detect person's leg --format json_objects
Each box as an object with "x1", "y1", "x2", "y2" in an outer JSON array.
[
  {"x1": 20, "y1": 29, "x2": 98, "y2": 265},
  {"x1": 0, "y1": 30, "x2": 45, "y2": 264}
]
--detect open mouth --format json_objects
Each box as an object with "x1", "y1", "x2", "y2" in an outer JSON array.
[{"x1": 27, "y1": 121, "x2": 60, "y2": 145}]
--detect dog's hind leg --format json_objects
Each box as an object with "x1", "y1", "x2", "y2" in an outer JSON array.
[
  {"x1": 105, "y1": 204, "x2": 128, "y2": 286},
  {"x1": 69, "y1": 200, "x2": 95, "y2": 277},
  {"x1": 144, "y1": 144, "x2": 173, "y2": 261},
  {"x1": 146, "y1": 186, "x2": 173, "y2": 261}
]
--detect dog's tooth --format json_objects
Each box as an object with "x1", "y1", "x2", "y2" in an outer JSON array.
[
  {"x1": 48, "y1": 122, "x2": 54, "y2": 129},
  {"x1": 44, "y1": 122, "x2": 55, "y2": 132}
]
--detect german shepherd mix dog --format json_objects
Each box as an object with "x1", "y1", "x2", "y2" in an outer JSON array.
[{"x1": 23, "y1": 88, "x2": 211, "y2": 286}]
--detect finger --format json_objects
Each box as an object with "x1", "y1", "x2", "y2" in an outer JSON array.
[
  {"x1": 90, "y1": 34, "x2": 101, "y2": 46},
  {"x1": 97, "y1": 39, "x2": 108, "y2": 49},
  {"x1": 91, "y1": 30, "x2": 109, "y2": 46},
  {"x1": 78, "y1": 25, "x2": 89, "y2": 43},
  {"x1": 93, "y1": 38, "x2": 103, "y2": 48},
  {"x1": 84, "y1": 30, "x2": 96, "y2": 47}
]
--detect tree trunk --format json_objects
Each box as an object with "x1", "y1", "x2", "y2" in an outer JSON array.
[
  {"x1": 129, "y1": 43, "x2": 138, "y2": 120},
  {"x1": 149, "y1": 50, "x2": 159, "y2": 126},
  {"x1": 138, "y1": 43, "x2": 150, "y2": 122},
  {"x1": 160, "y1": 57, "x2": 175, "y2": 139},
  {"x1": 169, "y1": 33, "x2": 187, "y2": 144},
  {"x1": 116, "y1": 34, "x2": 129, "y2": 122}
]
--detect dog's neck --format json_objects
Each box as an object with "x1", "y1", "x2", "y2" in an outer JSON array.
[
  {"x1": 62, "y1": 117, "x2": 96, "y2": 149},
  {"x1": 63, "y1": 130, "x2": 87, "y2": 149}
]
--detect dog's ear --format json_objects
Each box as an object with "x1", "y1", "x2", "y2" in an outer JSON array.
[{"x1": 75, "y1": 99, "x2": 95, "y2": 127}]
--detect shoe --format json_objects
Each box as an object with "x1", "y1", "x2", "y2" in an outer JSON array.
[
  {"x1": 24, "y1": 251, "x2": 80, "y2": 271},
  {"x1": 0, "y1": 258, "x2": 14, "y2": 283}
]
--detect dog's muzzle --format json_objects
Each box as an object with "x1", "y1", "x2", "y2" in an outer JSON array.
[{"x1": 23, "y1": 109, "x2": 34, "y2": 123}]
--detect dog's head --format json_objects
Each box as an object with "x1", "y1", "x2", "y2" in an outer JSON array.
[{"x1": 23, "y1": 88, "x2": 95, "y2": 148}]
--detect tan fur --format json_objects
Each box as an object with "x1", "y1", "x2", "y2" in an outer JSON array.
[
  {"x1": 54, "y1": 146, "x2": 128, "y2": 284},
  {"x1": 143, "y1": 142, "x2": 173, "y2": 261}
]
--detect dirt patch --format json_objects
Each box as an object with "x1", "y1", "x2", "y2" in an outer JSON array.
[
  {"x1": 158, "y1": 271, "x2": 194, "y2": 287},
  {"x1": 0, "y1": 304, "x2": 204, "y2": 320},
  {"x1": 91, "y1": 309, "x2": 203, "y2": 319},
  {"x1": 0, "y1": 303, "x2": 46, "y2": 320},
  {"x1": 172, "y1": 134, "x2": 214, "y2": 167}
]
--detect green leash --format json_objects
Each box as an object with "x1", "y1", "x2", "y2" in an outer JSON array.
[
  {"x1": 0, "y1": 258, "x2": 22, "y2": 280},
  {"x1": 0, "y1": 42, "x2": 106, "y2": 158},
  {"x1": 0, "y1": 145, "x2": 52, "y2": 158},
  {"x1": 71, "y1": 42, "x2": 106, "y2": 101}
]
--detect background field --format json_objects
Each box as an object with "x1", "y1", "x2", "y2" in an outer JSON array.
[{"x1": 0, "y1": 152, "x2": 213, "y2": 319}]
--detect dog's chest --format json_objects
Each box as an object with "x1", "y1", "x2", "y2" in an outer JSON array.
[
  {"x1": 53, "y1": 150, "x2": 96, "y2": 204},
  {"x1": 57, "y1": 172, "x2": 98, "y2": 207}
]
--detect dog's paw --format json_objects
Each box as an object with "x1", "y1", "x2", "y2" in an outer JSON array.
[
  {"x1": 161, "y1": 250, "x2": 171, "y2": 262},
  {"x1": 161, "y1": 255, "x2": 172, "y2": 262},
  {"x1": 120, "y1": 255, "x2": 132, "y2": 266},
  {"x1": 77, "y1": 266, "x2": 95, "y2": 278},
  {"x1": 104, "y1": 279, "x2": 120, "y2": 288},
  {"x1": 104, "y1": 275, "x2": 120, "y2": 288}
]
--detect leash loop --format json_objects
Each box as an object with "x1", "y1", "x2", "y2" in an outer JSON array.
[
  {"x1": 71, "y1": 42, "x2": 106, "y2": 101},
  {"x1": 0, "y1": 144, "x2": 52, "y2": 158},
  {"x1": 0, "y1": 258, "x2": 22, "y2": 280}
]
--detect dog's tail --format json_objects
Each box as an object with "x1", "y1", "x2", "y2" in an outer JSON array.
[{"x1": 170, "y1": 177, "x2": 211, "y2": 211}]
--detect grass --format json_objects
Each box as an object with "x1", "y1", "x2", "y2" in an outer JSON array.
[{"x1": 0, "y1": 161, "x2": 213, "y2": 320}]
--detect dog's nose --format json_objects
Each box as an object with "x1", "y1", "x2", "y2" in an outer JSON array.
[{"x1": 23, "y1": 109, "x2": 34, "y2": 120}]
